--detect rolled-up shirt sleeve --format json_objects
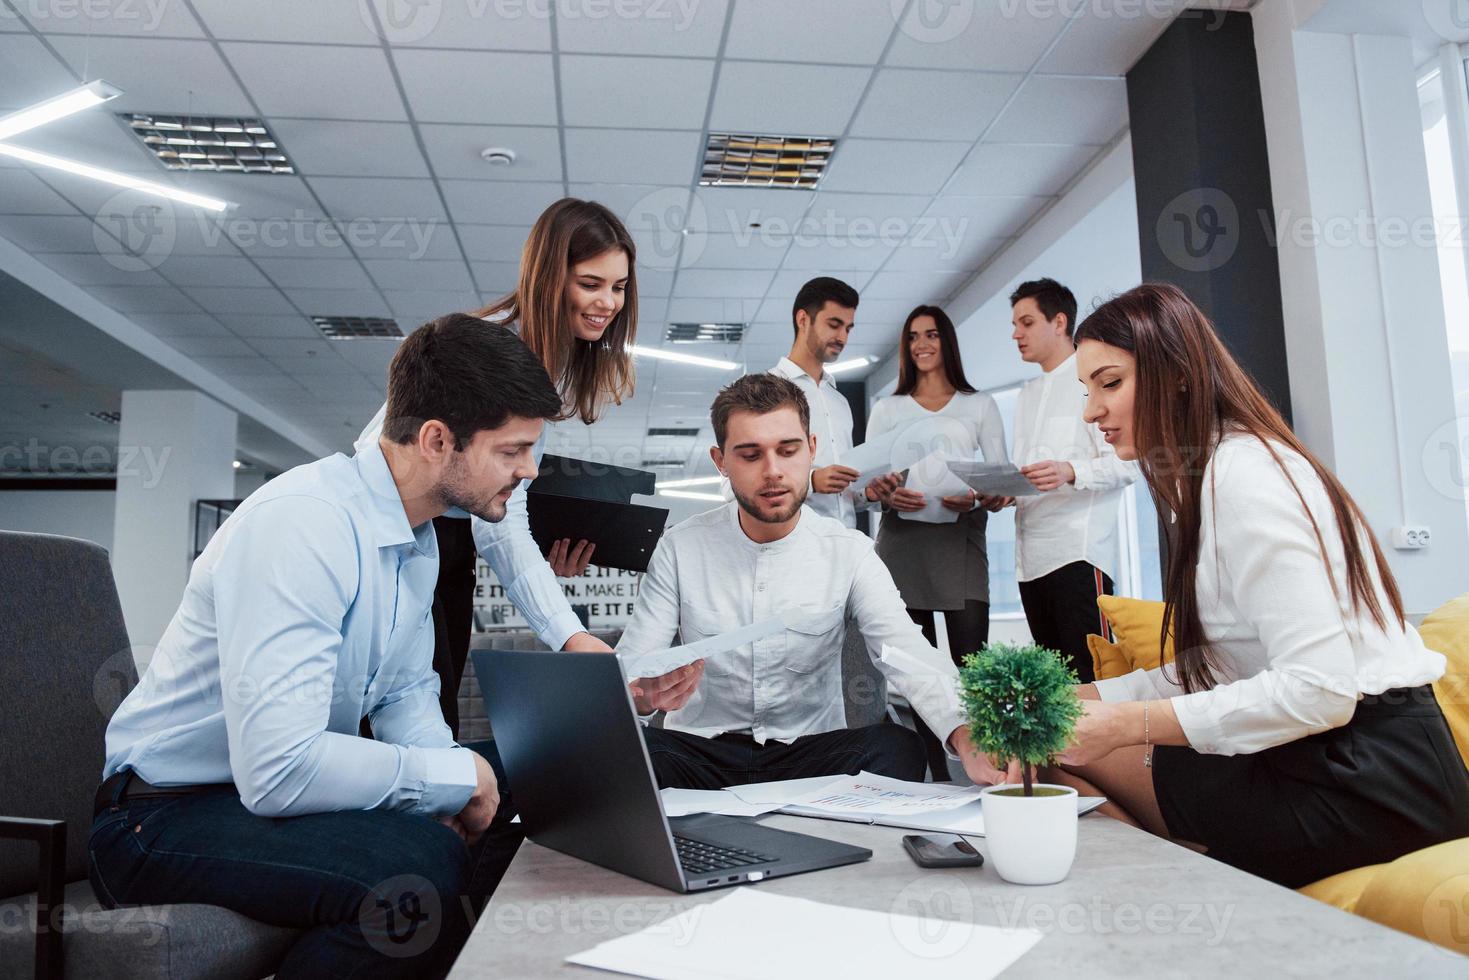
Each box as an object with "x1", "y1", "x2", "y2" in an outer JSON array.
[
  {"x1": 848, "y1": 550, "x2": 967, "y2": 747},
  {"x1": 1070, "y1": 420, "x2": 1138, "y2": 492},
  {"x1": 471, "y1": 483, "x2": 584, "y2": 650},
  {"x1": 213, "y1": 499, "x2": 476, "y2": 818},
  {"x1": 1159, "y1": 453, "x2": 1361, "y2": 756}
]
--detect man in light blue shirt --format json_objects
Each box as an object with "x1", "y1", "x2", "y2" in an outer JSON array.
[{"x1": 91, "y1": 314, "x2": 563, "y2": 979}]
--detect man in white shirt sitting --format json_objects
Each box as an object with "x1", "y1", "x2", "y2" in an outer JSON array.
[
  {"x1": 1009, "y1": 278, "x2": 1137, "y2": 682},
  {"x1": 620, "y1": 374, "x2": 1005, "y2": 790}
]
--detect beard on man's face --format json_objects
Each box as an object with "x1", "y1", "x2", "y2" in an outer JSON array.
[
  {"x1": 438, "y1": 455, "x2": 519, "y2": 524},
  {"x1": 730, "y1": 475, "x2": 808, "y2": 525}
]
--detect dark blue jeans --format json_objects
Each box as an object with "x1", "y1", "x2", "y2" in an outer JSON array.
[
  {"x1": 88, "y1": 740, "x2": 521, "y2": 980},
  {"x1": 642, "y1": 724, "x2": 928, "y2": 790}
]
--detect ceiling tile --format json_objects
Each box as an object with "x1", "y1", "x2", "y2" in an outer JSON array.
[
  {"x1": 223, "y1": 43, "x2": 406, "y2": 121},
  {"x1": 185, "y1": 285, "x2": 297, "y2": 315},
  {"x1": 664, "y1": 297, "x2": 761, "y2": 323},
  {"x1": 560, "y1": 56, "x2": 715, "y2": 129},
  {"x1": 692, "y1": 186, "x2": 814, "y2": 235},
  {"x1": 471, "y1": 261, "x2": 519, "y2": 295},
  {"x1": 0, "y1": 34, "x2": 81, "y2": 112},
  {"x1": 555, "y1": 0, "x2": 729, "y2": 56},
  {"x1": 418, "y1": 124, "x2": 562, "y2": 181},
  {"x1": 0, "y1": 214, "x2": 108, "y2": 252},
  {"x1": 563, "y1": 129, "x2": 703, "y2": 185},
  {"x1": 819, "y1": 139, "x2": 969, "y2": 195},
  {"x1": 805, "y1": 191, "x2": 932, "y2": 227},
  {"x1": 394, "y1": 50, "x2": 556, "y2": 124},
  {"x1": 153, "y1": 255, "x2": 274, "y2": 288},
  {"x1": 224, "y1": 218, "x2": 351, "y2": 259},
  {"x1": 923, "y1": 194, "x2": 1053, "y2": 241},
  {"x1": 310, "y1": 177, "x2": 447, "y2": 222},
  {"x1": 165, "y1": 335, "x2": 260, "y2": 357},
  {"x1": 283, "y1": 288, "x2": 392, "y2": 317},
  {"x1": 192, "y1": 355, "x2": 285, "y2": 377},
  {"x1": 882, "y1": 231, "x2": 1008, "y2": 273},
  {"x1": 382, "y1": 290, "x2": 481, "y2": 320},
  {"x1": 362, "y1": 259, "x2": 475, "y2": 292},
  {"x1": 136, "y1": 313, "x2": 233, "y2": 337},
  {"x1": 709, "y1": 61, "x2": 870, "y2": 136},
  {"x1": 342, "y1": 218, "x2": 462, "y2": 260},
  {"x1": 215, "y1": 314, "x2": 321, "y2": 338},
  {"x1": 988, "y1": 76, "x2": 1128, "y2": 144},
  {"x1": 370, "y1": 0, "x2": 552, "y2": 49},
  {"x1": 192, "y1": 0, "x2": 379, "y2": 43},
  {"x1": 885, "y1": 2, "x2": 1068, "y2": 72},
  {"x1": 673, "y1": 268, "x2": 775, "y2": 298},
  {"x1": 860, "y1": 269, "x2": 970, "y2": 302},
  {"x1": 679, "y1": 231, "x2": 790, "y2": 271},
  {"x1": 85, "y1": 284, "x2": 199, "y2": 314},
  {"x1": 32, "y1": 251, "x2": 167, "y2": 286},
  {"x1": 16, "y1": 2, "x2": 205, "y2": 35},
  {"x1": 269, "y1": 120, "x2": 430, "y2": 178},
  {"x1": 944, "y1": 142, "x2": 1102, "y2": 196},
  {"x1": 458, "y1": 225, "x2": 531, "y2": 262},
  {"x1": 724, "y1": 0, "x2": 896, "y2": 62},
  {"x1": 439, "y1": 179, "x2": 563, "y2": 224},
  {"x1": 49, "y1": 37, "x2": 251, "y2": 115},
  {"x1": 850, "y1": 69, "x2": 1020, "y2": 142},
  {"x1": 1037, "y1": 2, "x2": 1185, "y2": 76},
  {"x1": 9, "y1": 113, "x2": 162, "y2": 175},
  {"x1": 254, "y1": 257, "x2": 376, "y2": 290},
  {"x1": 779, "y1": 237, "x2": 894, "y2": 272},
  {"x1": 0, "y1": 168, "x2": 80, "y2": 215}
]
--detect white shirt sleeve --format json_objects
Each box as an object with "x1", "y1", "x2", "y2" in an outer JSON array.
[
  {"x1": 1070, "y1": 418, "x2": 1138, "y2": 492},
  {"x1": 848, "y1": 549, "x2": 967, "y2": 746},
  {"x1": 1161, "y1": 448, "x2": 1362, "y2": 755},
  {"x1": 614, "y1": 538, "x2": 682, "y2": 664},
  {"x1": 974, "y1": 393, "x2": 1010, "y2": 465},
  {"x1": 471, "y1": 486, "x2": 585, "y2": 651}
]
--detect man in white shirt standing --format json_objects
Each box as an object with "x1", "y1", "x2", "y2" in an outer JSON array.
[
  {"x1": 768, "y1": 276, "x2": 866, "y2": 527},
  {"x1": 1009, "y1": 278, "x2": 1137, "y2": 682},
  {"x1": 621, "y1": 374, "x2": 1007, "y2": 790}
]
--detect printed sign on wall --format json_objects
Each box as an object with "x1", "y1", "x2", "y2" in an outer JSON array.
[{"x1": 473, "y1": 560, "x2": 642, "y2": 631}]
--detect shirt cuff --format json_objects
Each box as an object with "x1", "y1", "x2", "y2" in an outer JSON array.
[
  {"x1": 407, "y1": 745, "x2": 478, "y2": 816},
  {"x1": 1094, "y1": 669, "x2": 1155, "y2": 703},
  {"x1": 543, "y1": 609, "x2": 586, "y2": 651},
  {"x1": 1170, "y1": 691, "x2": 1228, "y2": 755}
]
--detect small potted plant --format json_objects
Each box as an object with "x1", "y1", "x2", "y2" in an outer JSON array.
[{"x1": 959, "y1": 642, "x2": 1084, "y2": 885}]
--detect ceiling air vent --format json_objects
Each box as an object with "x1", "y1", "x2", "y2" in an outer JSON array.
[
  {"x1": 701, "y1": 133, "x2": 835, "y2": 189},
  {"x1": 312, "y1": 316, "x2": 403, "y2": 340},
  {"x1": 641, "y1": 458, "x2": 686, "y2": 469},
  {"x1": 87, "y1": 410, "x2": 121, "y2": 424},
  {"x1": 647, "y1": 427, "x2": 700, "y2": 437},
  {"x1": 123, "y1": 113, "x2": 294, "y2": 173},
  {"x1": 666, "y1": 322, "x2": 745, "y2": 344}
]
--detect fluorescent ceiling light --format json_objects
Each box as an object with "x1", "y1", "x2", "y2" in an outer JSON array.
[
  {"x1": 0, "y1": 80, "x2": 120, "y2": 141},
  {"x1": 630, "y1": 345, "x2": 739, "y2": 370},
  {"x1": 0, "y1": 143, "x2": 231, "y2": 211},
  {"x1": 655, "y1": 476, "x2": 723, "y2": 489},
  {"x1": 826, "y1": 356, "x2": 873, "y2": 375},
  {"x1": 658, "y1": 489, "x2": 725, "y2": 501}
]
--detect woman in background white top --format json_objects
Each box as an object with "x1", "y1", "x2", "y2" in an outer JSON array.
[
  {"x1": 867, "y1": 306, "x2": 1009, "y2": 777},
  {"x1": 1045, "y1": 282, "x2": 1468, "y2": 887},
  {"x1": 357, "y1": 198, "x2": 638, "y2": 734}
]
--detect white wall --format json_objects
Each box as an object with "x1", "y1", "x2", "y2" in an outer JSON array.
[{"x1": 0, "y1": 489, "x2": 116, "y2": 548}]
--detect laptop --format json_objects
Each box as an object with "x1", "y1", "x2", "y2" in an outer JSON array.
[{"x1": 472, "y1": 649, "x2": 872, "y2": 893}]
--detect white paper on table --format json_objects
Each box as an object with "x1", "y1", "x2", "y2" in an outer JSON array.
[
  {"x1": 898, "y1": 450, "x2": 973, "y2": 523},
  {"x1": 946, "y1": 459, "x2": 1042, "y2": 498},
  {"x1": 618, "y1": 617, "x2": 784, "y2": 680},
  {"x1": 565, "y1": 888, "x2": 1043, "y2": 980},
  {"x1": 784, "y1": 771, "x2": 983, "y2": 815},
  {"x1": 722, "y1": 775, "x2": 839, "y2": 807},
  {"x1": 658, "y1": 788, "x2": 783, "y2": 818}
]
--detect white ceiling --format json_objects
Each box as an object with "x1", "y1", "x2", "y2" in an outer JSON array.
[{"x1": 0, "y1": 0, "x2": 1185, "y2": 478}]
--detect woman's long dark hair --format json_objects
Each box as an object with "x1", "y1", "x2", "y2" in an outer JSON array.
[
  {"x1": 894, "y1": 305, "x2": 976, "y2": 396},
  {"x1": 1074, "y1": 283, "x2": 1404, "y2": 694},
  {"x1": 474, "y1": 198, "x2": 637, "y2": 424}
]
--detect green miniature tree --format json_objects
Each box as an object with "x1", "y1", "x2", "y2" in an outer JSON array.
[{"x1": 958, "y1": 643, "x2": 1083, "y2": 797}]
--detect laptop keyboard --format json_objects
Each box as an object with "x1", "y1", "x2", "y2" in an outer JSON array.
[{"x1": 674, "y1": 836, "x2": 776, "y2": 876}]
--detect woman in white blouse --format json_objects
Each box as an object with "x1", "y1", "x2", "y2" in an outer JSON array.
[
  {"x1": 867, "y1": 306, "x2": 1010, "y2": 775},
  {"x1": 1045, "y1": 282, "x2": 1467, "y2": 887}
]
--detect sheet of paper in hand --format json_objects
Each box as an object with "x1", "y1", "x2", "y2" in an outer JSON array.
[{"x1": 617, "y1": 617, "x2": 786, "y2": 680}]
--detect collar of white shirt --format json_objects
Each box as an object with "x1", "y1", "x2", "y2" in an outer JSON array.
[
  {"x1": 355, "y1": 439, "x2": 435, "y2": 555},
  {"x1": 772, "y1": 355, "x2": 835, "y2": 391}
]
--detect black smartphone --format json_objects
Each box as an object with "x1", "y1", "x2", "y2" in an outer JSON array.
[{"x1": 902, "y1": 833, "x2": 984, "y2": 869}]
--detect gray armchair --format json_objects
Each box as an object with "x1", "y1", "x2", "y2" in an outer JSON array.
[{"x1": 0, "y1": 531, "x2": 296, "y2": 979}]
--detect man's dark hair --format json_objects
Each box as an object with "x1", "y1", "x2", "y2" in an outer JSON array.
[
  {"x1": 711, "y1": 374, "x2": 810, "y2": 449},
  {"x1": 384, "y1": 313, "x2": 561, "y2": 449},
  {"x1": 1009, "y1": 278, "x2": 1078, "y2": 338},
  {"x1": 791, "y1": 276, "x2": 859, "y2": 338}
]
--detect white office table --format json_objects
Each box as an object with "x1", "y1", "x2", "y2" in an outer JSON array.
[{"x1": 448, "y1": 814, "x2": 1464, "y2": 978}]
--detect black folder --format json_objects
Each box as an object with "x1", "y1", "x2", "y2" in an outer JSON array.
[{"x1": 525, "y1": 455, "x2": 668, "y2": 572}]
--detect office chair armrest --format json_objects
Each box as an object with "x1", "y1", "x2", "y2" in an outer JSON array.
[{"x1": 0, "y1": 816, "x2": 66, "y2": 980}]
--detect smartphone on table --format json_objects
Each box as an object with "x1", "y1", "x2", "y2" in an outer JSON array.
[{"x1": 902, "y1": 833, "x2": 984, "y2": 869}]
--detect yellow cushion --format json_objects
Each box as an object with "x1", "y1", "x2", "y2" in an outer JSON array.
[
  {"x1": 1087, "y1": 596, "x2": 1171, "y2": 681},
  {"x1": 1418, "y1": 593, "x2": 1469, "y2": 769},
  {"x1": 1297, "y1": 864, "x2": 1383, "y2": 915},
  {"x1": 1341, "y1": 838, "x2": 1469, "y2": 956}
]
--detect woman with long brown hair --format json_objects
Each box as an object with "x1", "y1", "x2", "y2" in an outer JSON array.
[
  {"x1": 357, "y1": 198, "x2": 640, "y2": 732},
  {"x1": 1042, "y1": 282, "x2": 1467, "y2": 887}
]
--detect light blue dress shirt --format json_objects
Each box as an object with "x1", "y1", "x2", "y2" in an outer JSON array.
[
  {"x1": 356, "y1": 403, "x2": 584, "y2": 649},
  {"x1": 103, "y1": 441, "x2": 478, "y2": 819}
]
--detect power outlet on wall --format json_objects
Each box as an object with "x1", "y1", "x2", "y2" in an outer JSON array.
[{"x1": 1390, "y1": 526, "x2": 1431, "y2": 550}]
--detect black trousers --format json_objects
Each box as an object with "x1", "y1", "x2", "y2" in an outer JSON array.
[
  {"x1": 1018, "y1": 560, "x2": 1114, "y2": 684},
  {"x1": 642, "y1": 725, "x2": 927, "y2": 790},
  {"x1": 908, "y1": 602, "x2": 989, "y2": 781},
  {"x1": 432, "y1": 517, "x2": 480, "y2": 739}
]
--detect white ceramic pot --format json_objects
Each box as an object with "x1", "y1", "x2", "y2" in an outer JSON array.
[{"x1": 980, "y1": 783, "x2": 1078, "y2": 885}]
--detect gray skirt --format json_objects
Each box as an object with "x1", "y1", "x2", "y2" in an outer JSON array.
[{"x1": 874, "y1": 507, "x2": 989, "y2": 611}]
